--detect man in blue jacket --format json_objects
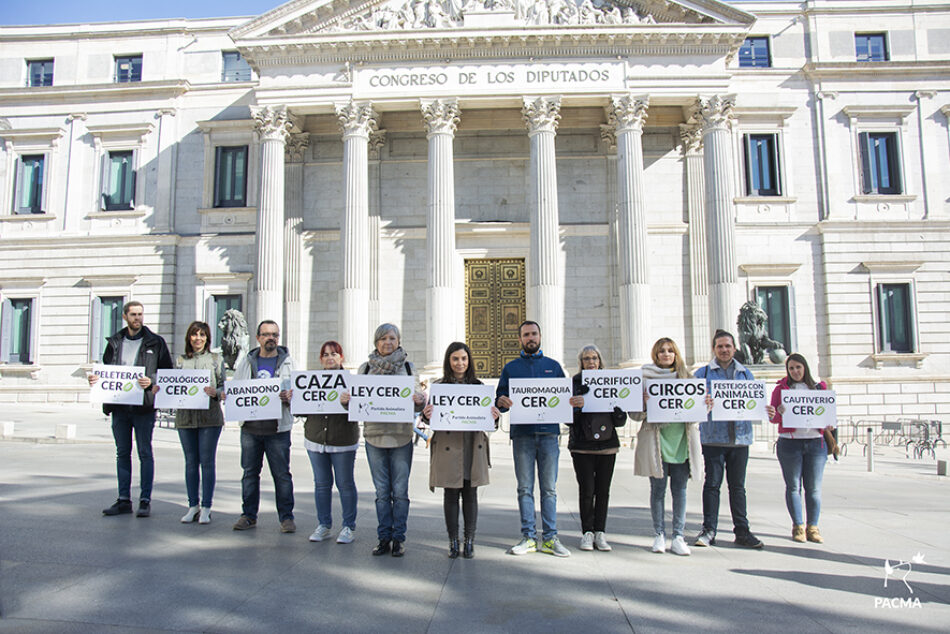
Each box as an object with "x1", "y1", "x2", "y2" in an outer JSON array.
[
  {"x1": 495, "y1": 321, "x2": 570, "y2": 557},
  {"x1": 694, "y1": 329, "x2": 764, "y2": 549}
]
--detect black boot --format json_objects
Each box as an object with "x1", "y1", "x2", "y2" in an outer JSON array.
[
  {"x1": 462, "y1": 539, "x2": 475, "y2": 559},
  {"x1": 448, "y1": 538, "x2": 460, "y2": 559},
  {"x1": 372, "y1": 539, "x2": 391, "y2": 556}
]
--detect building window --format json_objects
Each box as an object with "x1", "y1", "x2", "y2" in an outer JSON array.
[
  {"x1": 101, "y1": 151, "x2": 136, "y2": 210},
  {"x1": 214, "y1": 146, "x2": 248, "y2": 208},
  {"x1": 14, "y1": 155, "x2": 45, "y2": 214},
  {"x1": 859, "y1": 132, "x2": 902, "y2": 195},
  {"x1": 877, "y1": 283, "x2": 914, "y2": 353},
  {"x1": 114, "y1": 55, "x2": 142, "y2": 83},
  {"x1": 738, "y1": 37, "x2": 771, "y2": 68},
  {"x1": 743, "y1": 134, "x2": 781, "y2": 196},
  {"x1": 855, "y1": 33, "x2": 888, "y2": 62},
  {"x1": 0, "y1": 298, "x2": 36, "y2": 364},
  {"x1": 89, "y1": 296, "x2": 124, "y2": 362},
  {"x1": 755, "y1": 286, "x2": 791, "y2": 353},
  {"x1": 27, "y1": 59, "x2": 54, "y2": 87},
  {"x1": 210, "y1": 294, "x2": 242, "y2": 349},
  {"x1": 222, "y1": 52, "x2": 252, "y2": 82}
]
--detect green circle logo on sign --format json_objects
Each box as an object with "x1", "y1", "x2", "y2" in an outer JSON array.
[
  {"x1": 327, "y1": 391, "x2": 339, "y2": 401},
  {"x1": 260, "y1": 396, "x2": 270, "y2": 407},
  {"x1": 618, "y1": 387, "x2": 630, "y2": 399},
  {"x1": 188, "y1": 386, "x2": 199, "y2": 396},
  {"x1": 480, "y1": 396, "x2": 492, "y2": 407},
  {"x1": 684, "y1": 398, "x2": 695, "y2": 409},
  {"x1": 123, "y1": 382, "x2": 135, "y2": 392},
  {"x1": 399, "y1": 387, "x2": 412, "y2": 398},
  {"x1": 745, "y1": 399, "x2": 756, "y2": 410},
  {"x1": 815, "y1": 406, "x2": 825, "y2": 416},
  {"x1": 548, "y1": 396, "x2": 560, "y2": 408}
]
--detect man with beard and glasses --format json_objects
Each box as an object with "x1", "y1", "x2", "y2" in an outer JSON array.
[{"x1": 495, "y1": 321, "x2": 570, "y2": 558}]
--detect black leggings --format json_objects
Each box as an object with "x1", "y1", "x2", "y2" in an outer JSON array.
[
  {"x1": 444, "y1": 480, "x2": 477, "y2": 540},
  {"x1": 571, "y1": 452, "x2": 617, "y2": 533}
]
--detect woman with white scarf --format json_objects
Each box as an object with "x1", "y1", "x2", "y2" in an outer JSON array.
[{"x1": 633, "y1": 338, "x2": 703, "y2": 556}]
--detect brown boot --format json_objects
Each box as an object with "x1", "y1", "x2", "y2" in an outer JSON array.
[
  {"x1": 792, "y1": 524, "x2": 806, "y2": 543},
  {"x1": 806, "y1": 526, "x2": 823, "y2": 543}
]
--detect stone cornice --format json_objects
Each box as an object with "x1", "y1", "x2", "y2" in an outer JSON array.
[
  {"x1": 0, "y1": 80, "x2": 190, "y2": 104},
  {"x1": 803, "y1": 61, "x2": 950, "y2": 79}
]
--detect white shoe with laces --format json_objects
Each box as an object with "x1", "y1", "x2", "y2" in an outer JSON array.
[
  {"x1": 336, "y1": 526, "x2": 355, "y2": 544},
  {"x1": 180, "y1": 506, "x2": 199, "y2": 523},
  {"x1": 580, "y1": 531, "x2": 594, "y2": 551},
  {"x1": 652, "y1": 533, "x2": 667, "y2": 553},
  {"x1": 309, "y1": 525, "x2": 332, "y2": 542},
  {"x1": 593, "y1": 531, "x2": 611, "y2": 552},
  {"x1": 671, "y1": 535, "x2": 691, "y2": 556}
]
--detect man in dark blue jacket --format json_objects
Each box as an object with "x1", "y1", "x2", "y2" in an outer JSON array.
[
  {"x1": 495, "y1": 321, "x2": 570, "y2": 557},
  {"x1": 89, "y1": 301, "x2": 172, "y2": 518}
]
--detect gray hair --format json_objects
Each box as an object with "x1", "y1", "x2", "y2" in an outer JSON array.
[
  {"x1": 577, "y1": 344, "x2": 604, "y2": 371},
  {"x1": 373, "y1": 323, "x2": 400, "y2": 344}
]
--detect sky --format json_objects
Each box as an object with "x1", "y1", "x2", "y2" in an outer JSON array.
[{"x1": 2, "y1": 0, "x2": 767, "y2": 27}]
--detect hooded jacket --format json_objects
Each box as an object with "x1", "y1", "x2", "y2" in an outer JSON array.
[{"x1": 101, "y1": 325, "x2": 173, "y2": 414}]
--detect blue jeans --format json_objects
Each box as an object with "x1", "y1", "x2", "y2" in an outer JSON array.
[
  {"x1": 776, "y1": 437, "x2": 827, "y2": 526},
  {"x1": 240, "y1": 430, "x2": 294, "y2": 521},
  {"x1": 512, "y1": 433, "x2": 559, "y2": 541},
  {"x1": 365, "y1": 442, "x2": 412, "y2": 542},
  {"x1": 650, "y1": 461, "x2": 690, "y2": 538},
  {"x1": 701, "y1": 445, "x2": 750, "y2": 536},
  {"x1": 111, "y1": 408, "x2": 156, "y2": 501},
  {"x1": 307, "y1": 450, "x2": 358, "y2": 530},
  {"x1": 178, "y1": 426, "x2": 222, "y2": 508}
]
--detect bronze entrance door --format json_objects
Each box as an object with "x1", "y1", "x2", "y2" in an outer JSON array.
[{"x1": 464, "y1": 258, "x2": 526, "y2": 378}]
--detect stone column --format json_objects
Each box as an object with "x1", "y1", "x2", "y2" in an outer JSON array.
[
  {"x1": 335, "y1": 101, "x2": 378, "y2": 365},
  {"x1": 696, "y1": 95, "x2": 740, "y2": 337},
  {"x1": 680, "y1": 121, "x2": 710, "y2": 362},
  {"x1": 608, "y1": 95, "x2": 650, "y2": 366},
  {"x1": 154, "y1": 108, "x2": 178, "y2": 233},
  {"x1": 421, "y1": 99, "x2": 460, "y2": 370},
  {"x1": 523, "y1": 96, "x2": 563, "y2": 364},
  {"x1": 284, "y1": 133, "x2": 309, "y2": 362},
  {"x1": 251, "y1": 106, "x2": 296, "y2": 327}
]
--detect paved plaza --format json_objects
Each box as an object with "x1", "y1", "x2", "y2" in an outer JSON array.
[{"x1": 0, "y1": 404, "x2": 947, "y2": 632}]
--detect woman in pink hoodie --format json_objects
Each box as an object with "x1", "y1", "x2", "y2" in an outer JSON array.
[{"x1": 765, "y1": 353, "x2": 831, "y2": 544}]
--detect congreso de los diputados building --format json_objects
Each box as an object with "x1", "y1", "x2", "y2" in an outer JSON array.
[{"x1": 0, "y1": 0, "x2": 948, "y2": 422}]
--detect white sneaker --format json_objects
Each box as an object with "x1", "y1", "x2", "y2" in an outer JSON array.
[
  {"x1": 198, "y1": 508, "x2": 211, "y2": 524},
  {"x1": 580, "y1": 531, "x2": 594, "y2": 551},
  {"x1": 593, "y1": 531, "x2": 612, "y2": 552},
  {"x1": 508, "y1": 536, "x2": 537, "y2": 555},
  {"x1": 309, "y1": 525, "x2": 332, "y2": 542},
  {"x1": 671, "y1": 535, "x2": 691, "y2": 556},
  {"x1": 540, "y1": 536, "x2": 571, "y2": 558},
  {"x1": 652, "y1": 533, "x2": 667, "y2": 553},
  {"x1": 180, "y1": 506, "x2": 199, "y2": 523},
  {"x1": 336, "y1": 526, "x2": 355, "y2": 544}
]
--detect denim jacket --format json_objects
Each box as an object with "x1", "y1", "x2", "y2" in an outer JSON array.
[{"x1": 695, "y1": 359, "x2": 755, "y2": 446}]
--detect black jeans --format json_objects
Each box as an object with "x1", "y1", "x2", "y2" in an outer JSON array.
[
  {"x1": 444, "y1": 480, "x2": 477, "y2": 540},
  {"x1": 701, "y1": 445, "x2": 750, "y2": 536},
  {"x1": 571, "y1": 452, "x2": 617, "y2": 533}
]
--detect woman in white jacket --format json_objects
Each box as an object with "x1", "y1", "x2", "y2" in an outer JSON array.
[{"x1": 634, "y1": 338, "x2": 703, "y2": 556}]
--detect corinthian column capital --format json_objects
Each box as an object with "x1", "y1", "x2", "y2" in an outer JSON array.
[
  {"x1": 695, "y1": 95, "x2": 736, "y2": 133},
  {"x1": 335, "y1": 101, "x2": 378, "y2": 139},
  {"x1": 421, "y1": 99, "x2": 460, "y2": 136},
  {"x1": 678, "y1": 123, "x2": 703, "y2": 155},
  {"x1": 607, "y1": 95, "x2": 649, "y2": 134},
  {"x1": 251, "y1": 105, "x2": 297, "y2": 142},
  {"x1": 284, "y1": 133, "x2": 310, "y2": 163},
  {"x1": 522, "y1": 96, "x2": 561, "y2": 135}
]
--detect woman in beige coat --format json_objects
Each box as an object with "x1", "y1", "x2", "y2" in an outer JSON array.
[
  {"x1": 421, "y1": 342, "x2": 499, "y2": 559},
  {"x1": 634, "y1": 338, "x2": 703, "y2": 556}
]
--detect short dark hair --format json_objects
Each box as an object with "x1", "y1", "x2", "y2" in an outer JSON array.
[
  {"x1": 441, "y1": 341, "x2": 478, "y2": 384},
  {"x1": 712, "y1": 329, "x2": 735, "y2": 347},
  {"x1": 519, "y1": 320, "x2": 541, "y2": 336},
  {"x1": 256, "y1": 320, "x2": 279, "y2": 336},
  {"x1": 123, "y1": 300, "x2": 143, "y2": 315},
  {"x1": 184, "y1": 321, "x2": 212, "y2": 358}
]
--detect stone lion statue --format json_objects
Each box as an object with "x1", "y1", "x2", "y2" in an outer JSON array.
[
  {"x1": 217, "y1": 309, "x2": 249, "y2": 371},
  {"x1": 736, "y1": 301, "x2": 786, "y2": 365}
]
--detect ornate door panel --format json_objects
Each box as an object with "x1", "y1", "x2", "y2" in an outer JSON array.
[{"x1": 465, "y1": 258, "x2": 526, "y2": 378}]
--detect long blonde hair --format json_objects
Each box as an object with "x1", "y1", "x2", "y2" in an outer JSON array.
[{"x1": 651, "y1": 338, "x2": 690, "y2": 378}]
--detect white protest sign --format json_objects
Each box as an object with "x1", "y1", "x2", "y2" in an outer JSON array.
[
  {"x1": 780, "y1": 390, "x2": 837, "y2": 428},
  {"x1": 154, "y1": 369, "x2": 212, "y2": 410},
  {"x1": 347, "y1": 374, "x2": 416, "y2": 423},
  {"x1": 645, "y1": 378, "x2": 708, "y2": 423},
  {"x1": 581, "y1": 369, "x2": 643, "y2": 413},
  {"x1": 710, "y1": 380, "x2": 768, "y2": 422},
  {"x1": 89, "y1": 364, "x2": 145, "y2": 405},
  {"x1": 224, "y1": 378, "x2": 282, "y2": 421},
  {"x1": 508, "y1": 378, "x2": 573, "y2": 425},
  {"x1": 428, "y1": 383, "x2": 495, "y2": 432},
  {"x1": 290, "y1": 370, "x2": 349, "y2": 415}
]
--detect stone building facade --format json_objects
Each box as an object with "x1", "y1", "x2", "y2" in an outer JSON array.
[{"x1": 0, "y1": 0, "x2": 948, "y2": 421}]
